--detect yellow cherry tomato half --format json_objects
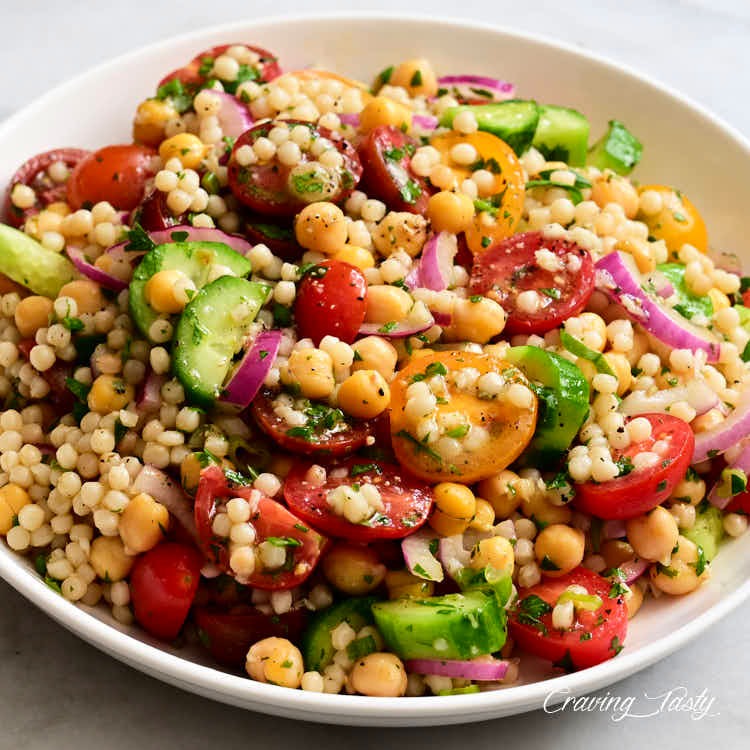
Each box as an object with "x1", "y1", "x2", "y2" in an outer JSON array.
[
  {"x1": 389, "y1": 350, "x2": 537, "y2": 483},
  {"x1": 637, "y1": 184, "x2": 708, "y2": 256},
  {"x1": 430, "y1": 131, "x2": 525, "y2": 254}
]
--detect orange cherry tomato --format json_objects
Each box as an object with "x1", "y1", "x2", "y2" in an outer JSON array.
[
  {"x1": 389, "y1": 350, "x2": 537, "y2": 483},
  {"x1": 637, "y1": 184, "x2": 708, "y2": 256},
  {"x1": 430, "y1": 131, "x2": 525, "y2": 254}
]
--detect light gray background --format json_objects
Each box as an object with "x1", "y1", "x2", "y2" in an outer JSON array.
[{"x1": 1, "y1": 1, "x2": 749, "y2": 747}]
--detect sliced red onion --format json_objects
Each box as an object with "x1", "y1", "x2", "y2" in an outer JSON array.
[
  {"x1": 620, "y1": 558, "x2": 649, "y2": 584},
  {"x1": 708, "y1": 441, "x2": 750, "y2": 509},
  {"x1": 596, "y1": 252, "x2": 720, "y2": 362},
  {"x1": 65, "y1": 247, "x2": 128, "y2": 292},
  {"x1": 405, "y1": 232, "x2": 457, "y2": 292},
  {"x1": 406, "y1": 657, "x2": 509, "y2": 681},
  {"x1": 602, "y1": 519, "x2": 627, "y2": 540},
  {"x1": 619, "y1": 380, "x2": 719, "y2": 417},
  {"x1": 432, "y1": 310, "x2": 452, "y2": 327},
  {"x1": 401, "y1": 528, "x2": 444, "y2": 582},
  {"x1": 212, "y1": 90, "x2": 254, "y2": 138},
  {"x1": 412, "y1": 114, "x2": 438, "y2": 131},
  {"x1": 338, "y1": 113, "x2": 360, "y2": 127},
  {"x1": 221, "y1": 329, "x2": 282, "y2": 408},
  {"x1": 358, "y1": 310, "x2": 435, "y2": 338},
  {"x1": 137, "y1": 371, "x2": 166, "y2": 414},
  {"x1": 437, "y1": 75, "x2": 515, "y2": 102},
  {"x1": 132, "y1": 465, "x2": 197, "y2": 542},
  {"x1": 693, "y1": 386, "x2": 750, "y2": 463}
]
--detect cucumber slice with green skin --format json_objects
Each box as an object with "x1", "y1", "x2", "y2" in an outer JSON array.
[
  {"x1": 0, "y1": 222, "x2": 76, "y2": 297},
  {"x1": 439, "y1": 100, "x2": 540, "y2": 155},
  {"x1": 129, "y1": 241, "x2": 252, "y2": 339},
  {"x1": 684, "y1": 502, "x2": 724, "y2": 561},
  {"x1": 372, "y1": 590, "x2": 506, "y2": 660},
  {"x1": 172, "y1": 275, "x2": 269, "y2": 408},
  {"x1": 302, "y1": 597, "x2": 378, "y2": 672},
  {"x1": 587, "y1": 120, "x2": 643, "y2": 175},
  {"x1": 506, "y1": 345, "x2": 590, "y2": 468},
  {"x1": 560, "y1": 331, "x2": 615, "y2": 376},
  {"x1": 532, "y1": 105, "x2": 591, "y2": 167}
]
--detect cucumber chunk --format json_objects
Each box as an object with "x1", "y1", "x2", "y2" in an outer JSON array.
[
  {"x1": 532, "y1": 105, "x2": 590, "y2": 167},
  {"x1": 172, "y1": 275, "x2": 269, "y2": 407},
  {"x1": 684, "y1": 502, "x2": 724, "y2": 561},
  {"x1": 587, "y1": 120, "x2": 643, "y2": 175},
  {"x1": 439, "y1": 100, "x2": 541, "y2": 155},
  {"x1": 129, "y1": 241, "x2": 252, "y2": 339},
  {"x1": 0, "y1": 222, "x2": 76, "y2": 297}
]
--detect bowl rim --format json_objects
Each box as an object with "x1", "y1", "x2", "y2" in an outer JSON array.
[{"x1": 2, "y1": 10, "x2": 750, "y2": 723}]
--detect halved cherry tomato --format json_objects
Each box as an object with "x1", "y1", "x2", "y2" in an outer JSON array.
[
  {"x1": 245, "y1": 218, "x2": 302, "y2": 261},
  {"x1": 469, "y1": 230, "x2": 595, "y2": 335},
  {"x1": 430, "y1": 130, "x2": 525, "y2": 254},
  {"x1": 574, "y1": 413, "x2": 694, "y2": 520},
  {"x1": 228, "y1": 121, "x2": 362, "y2": 217},
  {"x1": 358, "y1": 126, "x2": 433, "y2": 214},
  {"x1": 637, "y1": 184, "x2": 708, "y2": 256},
  {"x1": 193, "y1": 605, "x2": 309, "y2": 668},
  {"x1": 509, "y1": 567, "x2": 628, "y2": 670},
  {"x1": 67, "y1": 144, "x2": 156, "y2": 211},
  {"x1": 294, "y1": 259, "x2": 367, "y2": 344},
  {"x1": 194, "y1": 465, "x2": 327, "y2": 590},
  {"x1": 284, "y1": 457, "x2": 434, "y2": 541},
  {"x1": 389, "y1": 350, "x2": 538, "y2": 483},
  {"x1": 132, "y1": 188, "x2": 179, "y2": 231},
  {"x1": 3, "y1": 148, "x2": 90, "y2": 227},
  {"x1": 251, "y1": 389, "x2": 373, "y2": 457},
  {"x1": 130, "y1": 542, "x2": 202, "y2": 641}
]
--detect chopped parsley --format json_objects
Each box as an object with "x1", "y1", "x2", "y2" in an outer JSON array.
[
  {"x1": 656, "y1": 479, "x2": 668, "y2": 492},
  {"x1": 446, "y1": 424, "x2": 470, "y2": 439},
  {"x1": 517, "y1": 594, "x2": 552, "y2": 634},
  {"x1": 615, "y1": 455, "x2": 635, "y2": 477},
  {"x1": 291, "y1": 170, "x2": 326, "y2": 195},
  {"x1": 350, "y1": 463, "x2": 380, "y2": 477},
  {"x1": 155, "y1": 78, "x2": 193, "y2": 113},
  {"x1": 124, "y1": 222, "x2": 156, "y2": 253},
  {"x1": 61, "y1": 315, "x2": 84, "y2": 332},
  {"x1": 609, "y1": 636, "x2": 624, "y2": 656},
  {"x1": 399, "y1": 179, "x2": 422, "y2": 205},
  {"x1": 694, "y1": 545, "x2": 707, "y2": 576},
  {"x1": 378, "y1": 321, "x2": 398, "y2": 334},
  {"x1": 376, "y1": 65, "x2": 394, "y2": 87},
  {"x1": 265, "y1": 536, "x2": 302, "y2": 548},
  {"x1": 540, "y1": 555, "x2": 561, "y2": 571},
  {"x1": 410, "y1": 69, "x2": 423, "y2": 87},
  {"x1": 395, "y1": 429, "x2": 442, "y2": 464},
  {"x1": 540, "y1": 287, "x2": 561, "y2": 300}
]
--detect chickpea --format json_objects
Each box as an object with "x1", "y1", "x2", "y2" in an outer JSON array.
[
  {"x1": 590, "y1": 173, "x2": 639, "y2": 218},
  {"x1": 534, "y1": 524, "x2": 585, "y2": 577},
  {"x1": 294, "y1": 202, "x2": 348, "y2": 255},
  {"x1": 600, "y1": 539, "x2": 635, "y2": 570},
  {"x1": 521, "y1": 491, "x2": 572, "y2": 526},
  {"x1": 470, "y1": 536, "x2": 515, "y2": 576},
  {"x1": 625, "y1": 584, "x2": 644, "y2": 618},
  {"x1": 429, "y1": 482, "x2": 476, "y2": 536},
  {"x1": 469, "y1": 498, "x2": 496, "y2": 532},
  {"x1": 372, "y1": 211, "x2": 427, "y2": 258},
  {"x1": 625, "y1": 506, "x2": 679, "y2": 563},
  {"x1": 427, "y1": 191, "x2": 475, "y2": 234},
  {"x1": 281, "y1": 348, "x2": 335, "y2": 400},
  {"x1": 133, "y1": 98, "x2": 179, "y2": 146},
  {"x1": 650, "y1": 535, "x2": 707, "y2": 595},
  {"x1": 246, "y1": 637, "x2": 304, "y2": 689},
  {"x1": 118, "y1": 493, "x2": 169, "y2": 555},
  {"x1": 87, "y1": 375, "x2": 135, "y2": 414},
  {"x1": 322, "y1": 543, "x2": 386, "y2": 595},
  {"x1": 443, "y1": 297, "x2": 506, "y2": 344},
  {"x1": 337, "y1": 369, "x2": 390, "y2": 419},
  {"x1": 359, "y1": 96, "x2": 412, "y2": 134},
  {"x1": 385, "y1": 569, "x2": 434, "y2": 599},
  {"x1": 691, "y1": 409, "x2": 724, "y2": 435},
  {"x1": 389, "y1": 58, "x2": 438, "y2": 98},
  {"x1": 364, "y1": 285, "x2": 413, "y2": 325},
  {"x1": 350, "y1": 652, "x2": 408, "y2": 697},
  {"x1": 159, "y1": 133, "x2": 209, "y2": 170},
  {"x1": 352, "y1": 336, "x2": 398, "y2": 380},
  {"x1": 145, "y1": 269, "x2": 196, "y2": 314},
  {"x1": 89, "y1": 536, "x2": 134, "y2": 582},
  {"x1": 602, "y1": 351, "x2": 632, "y2": 395},
  {"x1": 14, "y1": 296, "x2": 53, "y2": 338},
  {"x1": 334, "y1": 245, "x2": 375, "y2": 271},
  {"x1": 0, "y1": 484, "x2": 31, "y2": 535},
  {"x1": 670, "y1": 475, "x2": 706, "y2": 505},
  {"x1": 58, "y1": 280, "x2": 105, "y2": 315},
  {"x1": 477, "y1": 470, "x2": 522, "y2": 519}
]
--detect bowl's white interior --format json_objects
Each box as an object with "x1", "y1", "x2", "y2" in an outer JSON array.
[{"x1": 1, "y1": 13, "x2": 749, "y2": 727}]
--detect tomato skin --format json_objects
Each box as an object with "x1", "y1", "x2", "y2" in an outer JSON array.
[
  {"x1": 244, "y1": 219, "x2": 302, "y2": 261},
  {"x1": 193, "y1": 606, "x2": 308, "y2": 668},
  {"x1": 132, "y1": 188, "x2": 179, "y2": 231},
  {"x1": 294, "y1": 260, "x2": 367, "y2": 345},
  {"x1": 509, "y1": 567, "x2": 628, "y2": 670},
  {"x1": 469, "y1": 230, "x2": 595, "y2": 335},
  {"x1": 574, "y1": 414, "x2": 694, "y2": 520},
  {"x1": 3, "y1": 148, "x2": 90, "y2": 227},
  {"x1": 358, "y1": 126, "x2": 433, "y2": 214},
  {"x1": 67, "y1": 145, "x2": 156, "y2": 212},
  {"x1": 284, "y1": 458, "x2": 434, "y2": 541},
  {"x1": 194, "y1": 465, "x2": 327, "y2": 590},
  {"x1": 251, "y1": 389, "x2": 373, "y2": 457},
  {"x1": 637, "y1": 185, "x2": 708, "y2": 255},
  {"x1": 130, "y1": 542, "x2": 202, "y2": 641}
]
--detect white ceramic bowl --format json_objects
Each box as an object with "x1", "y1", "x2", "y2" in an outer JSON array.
[{"x1": 1, "y1": 12, "x2": 749, "y2": 727}]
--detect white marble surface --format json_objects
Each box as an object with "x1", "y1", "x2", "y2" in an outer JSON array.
[{"x1": 2, "y1": 0, "x2": 750, "y2": 746}]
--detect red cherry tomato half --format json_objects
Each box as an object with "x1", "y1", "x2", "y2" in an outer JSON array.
[
  {"x1": 469, "y1": 230, "x2": 595, "y2": 335},
  {"x1": 294, "y1": 259, "x2": 368, "y2": 344},
  {"x1": 193, "y1": 605, "x2": 309, "y2": 668},
  {"x1": 509, "y1": 567, "x2": 628, "y2": 670},
  {"x1": 358, "y1": 125, "x2": 433, "y2": 214},
  {"x1": 244, "y1": 218, "x2": 302, "y2": 261},
  {"x1": 67, "y1": 144, "x2": 157, "y2": 212},
  {"x1": 194, "y1": 465, "x2": 327, "y2": 590},
  {"x1": 3, "y1": 148, "x2": 90, "y2": 227},
  {"x1": 284, "y1": 457, "x2": 434, "y2": 541},
  {"x1": 574, "y1": 414, "x2": 694, "y2": 520},
  {"x1": 132, "y1": 188, "x2": 180, "y2": 231},
  {"x1": 130, "y1": 542, "x2": 202, "y2": 641},
  {"x1": 251, "y1": 388, "x2": 373, "y2": 457},
  {"x1": 228, "y1": 121, "x2": 362, "y2": 218}
]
